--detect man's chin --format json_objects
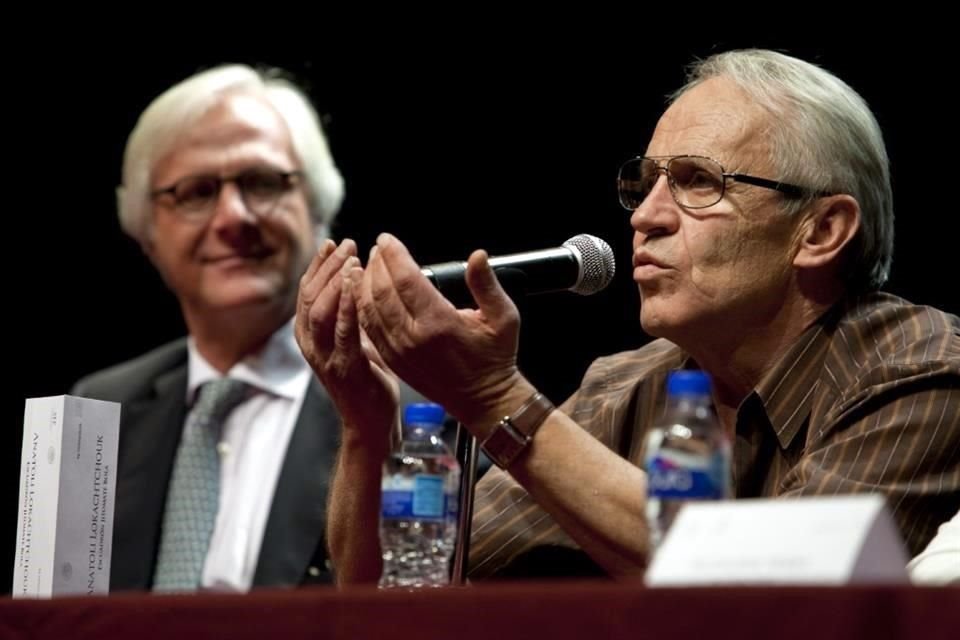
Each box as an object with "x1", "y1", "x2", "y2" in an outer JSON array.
[{"x1": 639, "y1": 303, "x2": 682, "y2": 341}]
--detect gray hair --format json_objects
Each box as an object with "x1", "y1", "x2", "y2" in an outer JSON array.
[
  {"x1": 672, "y1": 49, "x2": 894, "y2": 293},
  {"x1": 117, "y1": 64, "x2": 344, "y2": 245}
]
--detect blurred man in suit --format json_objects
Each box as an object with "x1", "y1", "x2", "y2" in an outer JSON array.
[{"x1": 74, "y1": 64, "x2": 369, "y2": 592}]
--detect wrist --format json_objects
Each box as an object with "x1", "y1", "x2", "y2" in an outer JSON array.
[
  {"x1": 463, "y1": 380, "x2": 556, "y2": 470},
  {"x1": 340, "y1": 421, "x2": 393, "y2": 460},
  {"x1": 458, "y1": 373, "x2": 535, "y2": 438}
]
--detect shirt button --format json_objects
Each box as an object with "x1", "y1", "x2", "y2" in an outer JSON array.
[
  {"x1": 308, "y1": 566, "x2": 321, "y2": 577},
  {"x1": 217, "y1": 442, "x2": 232, "y2": 457}
]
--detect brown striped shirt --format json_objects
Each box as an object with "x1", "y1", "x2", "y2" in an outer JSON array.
[{"x1": 467, "y1": 292, "x2": 960, "y2": 579}]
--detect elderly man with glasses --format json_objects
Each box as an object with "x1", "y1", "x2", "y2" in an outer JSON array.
[
  {"x1": 297, "y1": 49, "x2": 960, "y2": 582},
  {"x1": 70, "y1": 65, "x2": 432, "y2": 593}
]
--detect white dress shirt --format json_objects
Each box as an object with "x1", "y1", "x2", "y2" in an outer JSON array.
[
  {"x1": 908, "y1": 509, "x2": 960, "y2": 585},
  {"x1": 185, "y1": 320, "x2": 311, "y2": 592}
]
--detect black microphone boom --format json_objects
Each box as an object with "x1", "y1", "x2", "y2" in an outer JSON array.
[{"x1": 420, "y1": 234, "x2": 616, "y2": 306}]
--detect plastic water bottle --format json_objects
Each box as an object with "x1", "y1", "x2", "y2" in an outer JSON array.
[
  {"x1": 644, "y1": 370, "x2": 731, "y2": 551},
  {"x1": 380, "y1": 403, "x2": 461, "y2": 587}
]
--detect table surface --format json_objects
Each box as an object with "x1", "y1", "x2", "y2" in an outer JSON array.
[{"x1": 1, "y1": 581, "x2": 957, "y2": 640}]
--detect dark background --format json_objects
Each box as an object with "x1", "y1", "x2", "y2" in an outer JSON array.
[{"x1": 4, "y1": 36, "x2": 956, "y2": 591}]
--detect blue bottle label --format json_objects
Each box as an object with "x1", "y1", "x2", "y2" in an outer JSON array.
[
  {"x1": 646, "y1": 452, "x2": 727, "y2": 499},
  {"x1": 412, "y1": 475, "x2": 444, "y2": 518},
  {"x1": 381, "y1": 474, "x2": 445, "y2": 520}
]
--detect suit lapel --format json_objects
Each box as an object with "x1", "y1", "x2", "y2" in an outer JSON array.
[
  {"x1": 110, "y1": 364, "x2": 188, "y2": 591},
  {"x1": 253, "y1": 378, "x2": 340, "y2": 586}
]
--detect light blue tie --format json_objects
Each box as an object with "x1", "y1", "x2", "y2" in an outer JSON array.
[{"x1": 152, "y1": 378, "x2": 249, "y2": 592}]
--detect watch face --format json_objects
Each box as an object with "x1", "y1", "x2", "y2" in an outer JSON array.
[
  {"x1": 482, "y1": 420, "x2": 529, "y2": 469},
  {"x1": 481, "y1": 393, "x2": 555, "y2": 469}
]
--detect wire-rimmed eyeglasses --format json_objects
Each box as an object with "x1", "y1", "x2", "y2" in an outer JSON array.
[{"x1": 617, "y1": 155, "x2": 832, "y2": 210}]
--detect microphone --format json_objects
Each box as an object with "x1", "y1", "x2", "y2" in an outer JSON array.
[{"x1": 420, "y1": 234, "x2": 616, "y2": 305}]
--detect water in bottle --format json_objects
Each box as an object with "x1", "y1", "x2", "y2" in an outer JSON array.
[
  {"x1": 645, "y1": 370, "x2": 731, "y2": 551},
  {"x1": 380, "y1": 403, "x2": 461, "y2": 587}
]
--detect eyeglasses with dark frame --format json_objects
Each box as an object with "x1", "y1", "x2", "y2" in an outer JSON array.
[
  {"x1": 617, "y1": 155, "x2": 833, "y2": 210},
  {"x1": 151, "y1": 168, "x2": 305, "y2": 219}
]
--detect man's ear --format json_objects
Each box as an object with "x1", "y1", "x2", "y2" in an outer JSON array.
[{"x1": 793, "y1": 194, "x2": 861, "y2": 271}]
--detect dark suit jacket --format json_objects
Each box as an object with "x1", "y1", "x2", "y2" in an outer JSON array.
[{"x1": 72, "y1": 337, "x2": 426, "y2": 591}]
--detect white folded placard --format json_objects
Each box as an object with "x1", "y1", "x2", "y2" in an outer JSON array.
[
  {"x1": 646, "y1": 494, "x2": 908, "y2": 586},
  {"x1": 13, "y1": 395, "x2": 121, "y2": 597}
]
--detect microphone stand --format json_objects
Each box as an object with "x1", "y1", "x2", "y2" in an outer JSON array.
[{"x1": 451, "y1": 421, "x2": 478, "y2": 585}]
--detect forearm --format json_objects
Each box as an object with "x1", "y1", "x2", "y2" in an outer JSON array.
[
  {"x1": 326, "y1": 431, "x2": 387, "y2": 585},
  {"x1": 467, "y1": 381, "x2": 651, "y2": 577}
]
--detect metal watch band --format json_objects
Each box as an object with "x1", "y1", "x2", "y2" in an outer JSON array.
[{"x1": 480, "y1": 392, "x2": 555, "y2": 469}]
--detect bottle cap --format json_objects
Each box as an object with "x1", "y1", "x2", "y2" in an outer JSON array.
[
  {"x1": 666, "y1": 370, "x2": 712, "y2": 396},
  {"x1": 404, "y1": 402, "x2": 445, "y2": 431}
]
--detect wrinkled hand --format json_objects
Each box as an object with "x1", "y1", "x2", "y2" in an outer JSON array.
[
  {"x1": 295, "y1": 239, "x2": 400, "y2": 448},
  {"x1": 354, "y1": 233, "x2": 523, "y2": 428}
]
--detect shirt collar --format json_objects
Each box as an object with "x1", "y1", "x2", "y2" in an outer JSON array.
[
  {"x1": 750, "y1": 305, "x2": 840, "y2": 449},
  {"x1": 670, "y1": 302, "x2": 844, "y2": 450},
  {"x1": 186, "y1": 319, "x2": 310, "y2": 405}
]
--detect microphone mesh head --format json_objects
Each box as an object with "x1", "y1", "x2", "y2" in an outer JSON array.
[{"x1": 563, "y1": 234, "x2": 616, "y2": 295}]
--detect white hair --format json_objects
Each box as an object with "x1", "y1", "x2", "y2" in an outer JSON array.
[
  {"x1": 117, "y1": 64, "x2": 344, "y2": 244},
  {"x1": 673, "y1": 49, "x2": 894, "y2": 293}
]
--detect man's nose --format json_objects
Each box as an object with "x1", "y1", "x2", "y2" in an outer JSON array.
[{"x1": 630, "y1": 174, "x2": 680, "y2": 238}]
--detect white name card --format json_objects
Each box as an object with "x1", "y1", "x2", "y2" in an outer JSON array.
[
  {"x1": 13, "y1": 395, "x2": 121, "y2": 597},
  {"x1": 646, "y1": 495, "x2": 908, "y2": 586}
]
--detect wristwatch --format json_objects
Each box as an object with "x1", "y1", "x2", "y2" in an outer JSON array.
[{"x1": 480, "y1": 392, "x2": 555, "y2": 469}]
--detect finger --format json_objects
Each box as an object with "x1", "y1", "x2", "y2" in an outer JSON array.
[
  {"x1": 301, "y1": 238, "x2": 336, "y2": 285},
  {"x1": 465, "y1": 249, "x2": 519, "y2": 324},
  {"x1": 300, "y1": 238, "x2": 358, "y2": 305},
  {"x1": 356, "y1": 239, "x2": 403, "y2": 358},
  {"x1": 304, "y1": 275, "x2": 343, "y2": 358},
  {"x1": 334, "y1": 259, "x2": 363, "y2": 359},
  {"x1": 298, "y1": 239, "x2": 338, "y2": 304},
  {"x1": 375, "y1": 233, "x2": 448, "y2": 317},
  {"x1": 300, "y1": 254, "x2": 360, "y2": 359},
  {"x1": 295, "y1": 240, "x2": 335, "y2": 347}
]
